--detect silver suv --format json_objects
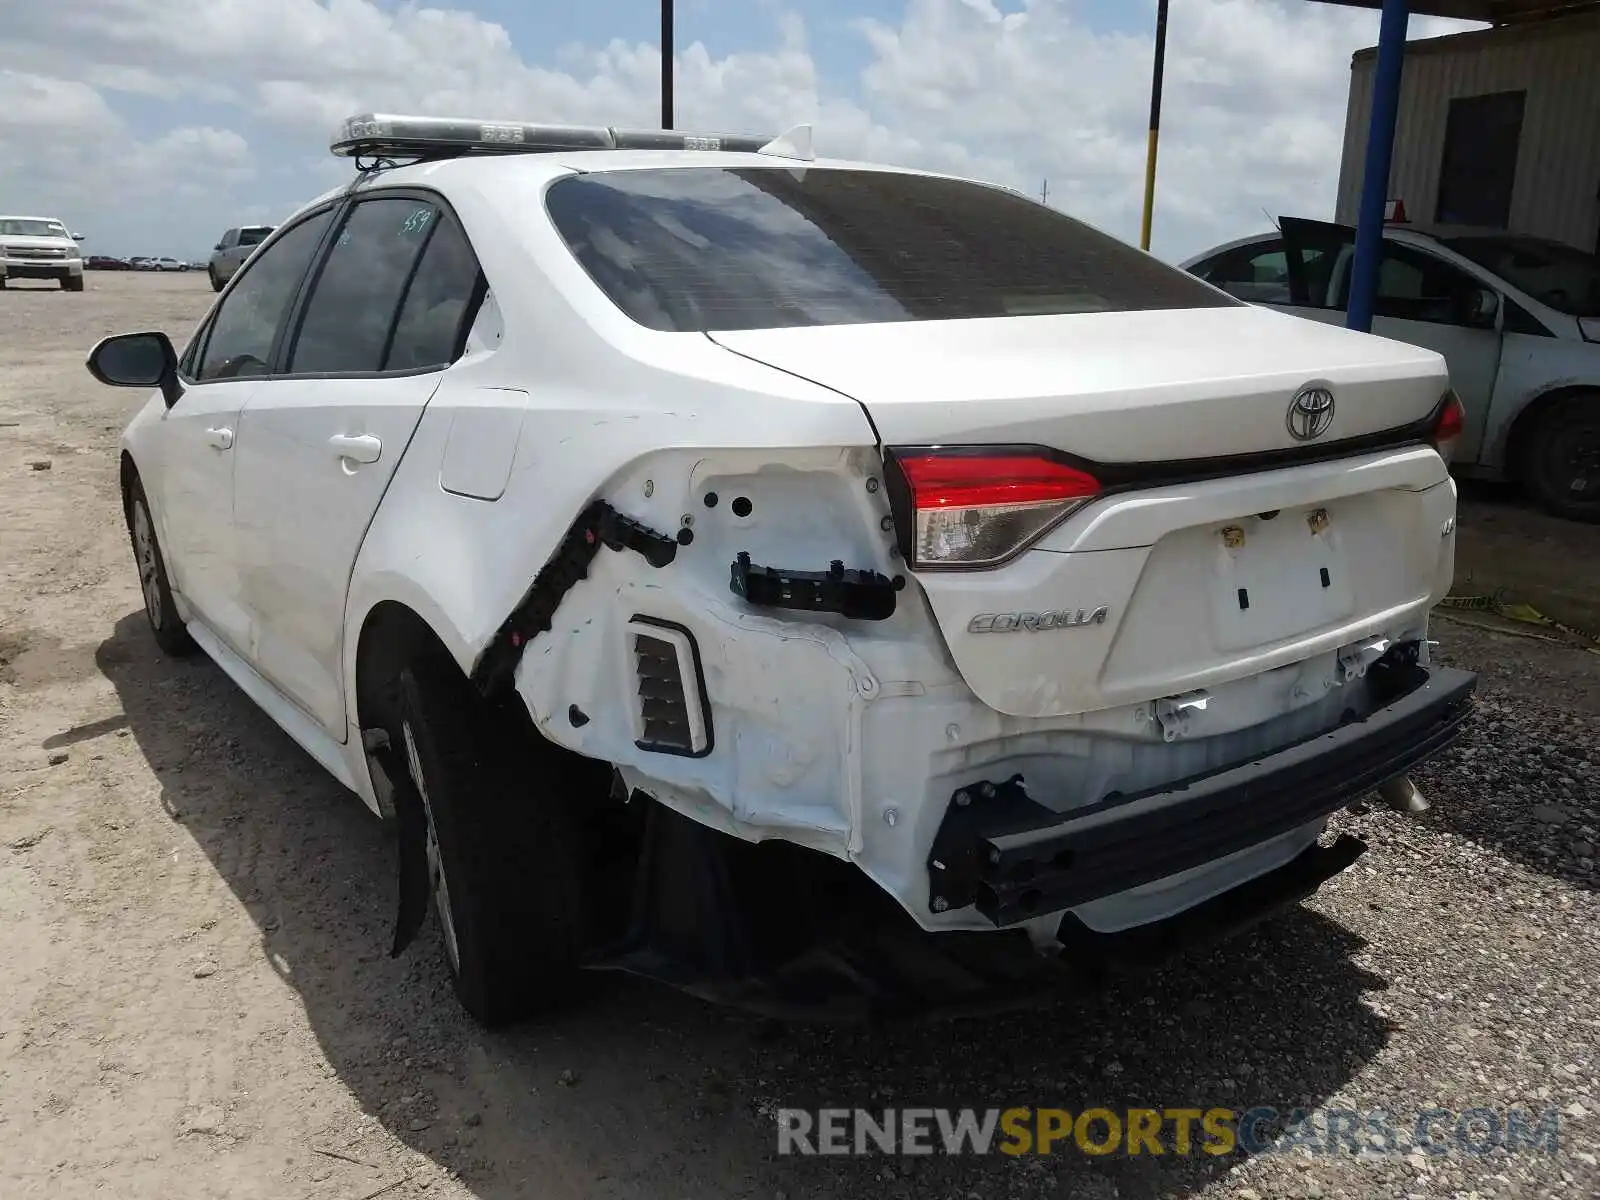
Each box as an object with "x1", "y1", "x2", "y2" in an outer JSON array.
[{"x1": 206, "y1": 225, "x2": 274, "y2": 292}]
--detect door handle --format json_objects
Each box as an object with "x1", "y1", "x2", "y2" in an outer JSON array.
[
  {"x1": 205, "y1": 426, "x2": 234, "y2": 450},
  {"x1": 329, "y1": 433, "x2": 382, "y2": 464}
]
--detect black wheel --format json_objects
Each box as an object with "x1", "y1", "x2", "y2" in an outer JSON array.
[
  {"x1": 208, "y1": 267, "x2": 223, "y2": 293},
  {"x1": 63, "y1": 274, "x2": 84, "y2": 292},
  {"x1": 385, "y1": 652, "x2": 590, "y2": 1025},
  {"x1": 1520, "y1": 393, "x2": 1600, "y2": 524},
  {"x1": 125, "y1": 478, "x2": 197, "y2": 656}
]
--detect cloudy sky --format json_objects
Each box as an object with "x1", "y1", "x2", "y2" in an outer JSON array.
[{"x1": 0, "y1": 0, "x2": 1480, "y2": 263}]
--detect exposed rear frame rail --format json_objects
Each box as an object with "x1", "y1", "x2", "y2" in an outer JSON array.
[{"x1": 471, "y1": 500, "x2": 678, "y2": 698}]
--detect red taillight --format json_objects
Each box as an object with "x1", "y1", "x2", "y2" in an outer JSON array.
[
  {"x1": 890, "y1": 450, "x2": 1101, "y2": 568},
  {"x1": 1433, "y1": 390, "x2": 1465, "y2": 459}
]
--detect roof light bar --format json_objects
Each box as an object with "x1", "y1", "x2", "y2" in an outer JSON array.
[{"x1": 330, "y1": 113, "x2": 779, "y2": 160}]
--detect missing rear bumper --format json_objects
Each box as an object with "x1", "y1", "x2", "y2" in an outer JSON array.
[
  {"x1": 580, "y1": 798, "x2": 1371, "y2": 1021},
  {"x1": 928, "y1": 655, "x2": 1477, "y2": 926}
]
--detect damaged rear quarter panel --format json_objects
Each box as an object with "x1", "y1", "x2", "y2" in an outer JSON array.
[
  {"x1": 508, "y1": 442, "x2": 965, "y2": 856},
  {"x1": 338, "y1": 277, "x2": 883, "y2": 800}
]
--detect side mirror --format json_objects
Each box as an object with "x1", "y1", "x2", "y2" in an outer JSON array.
[
  {"x1": 86, "y1": 332, "x2": 183, "y2": 409},
  {"x1": 71, "y1": 232, "x2": 86, "y2": 242},
  {"x1": 214, "y1": 243, "x2": 224, "y2": 251},
  {"x1": 1469, "y1": 287, "x2": 1500, "y2": 328}
]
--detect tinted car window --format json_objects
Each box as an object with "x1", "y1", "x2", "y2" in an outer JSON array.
[
  {"x1": 1353, "y1": 244, "x2": 1485, "y2": 326},
  {"x1": 1441, "y1": 234, "x2": 1600, "y2": 317},
  {"x1": 196, "y1": 209, "x2": 334, "y2": 382},
  {"x1": 238, "y1": 226, "x2": 272, "y2": 247},
  {"x1": 386, "y1": 215, "x2": 483, "y2": 371},
  {"x1": 289, "y1": 198, "x2": 436, "y2": 374},
  {"x1": 1191, "y1": 240, "x2": 1299, "y2": 304},
  {"x1": 544, "y1": 168, "x2": 1237, "y2": 332}
]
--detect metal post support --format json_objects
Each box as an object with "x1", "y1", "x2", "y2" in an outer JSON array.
[
  {"x1": 1139, "y1": 0, "x2": 1171, "y2": 251},
  {"x1": 661, "y1": 0, "x2": 675, "y2": 129},
  {"x1": 1347, "y1": 0, "x2": 1410, "y2": 332}
]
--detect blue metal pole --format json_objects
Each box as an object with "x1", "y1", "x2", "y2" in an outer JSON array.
[{"x1": 1347, "y1": 0, "x2": 1409, "y2": 333}]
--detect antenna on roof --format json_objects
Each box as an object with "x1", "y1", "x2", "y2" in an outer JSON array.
[{"x1": 758, "y1": 124, "x2": 814, "y2": 162}]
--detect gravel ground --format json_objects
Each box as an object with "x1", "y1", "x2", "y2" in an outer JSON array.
[{"x1": 1, "y1": 272, "x2": 1597, "y2": 1200}]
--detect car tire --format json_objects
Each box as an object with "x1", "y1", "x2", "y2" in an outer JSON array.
[
  {"x1": 1520, "y1": 392, "x2": 1600, "y2": 524},
  {"x1": 63, "y1": 274, "x2": 84, "y2": 292},
  {"x1": 385, "y1": 651, "x2": 590, "y2": 1026},
  {"x1": 208, "y1": 268, "x2": 223, "y2": 293},
  {"x1": 125, "y1": 478, "x2": 197, "y2": 656}
]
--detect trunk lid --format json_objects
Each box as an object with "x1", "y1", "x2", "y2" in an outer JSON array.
[
  {"x1": 712, "y1": 306, "x2": 1457, "y2": 718},
  {"x1": 710, "y1": 304, "x2": 1447, "y2": 460}
]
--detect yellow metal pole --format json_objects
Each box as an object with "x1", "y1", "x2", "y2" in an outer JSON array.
[{"x1": 1139, "y1": 0, "x2": 1170, "y2": 251}]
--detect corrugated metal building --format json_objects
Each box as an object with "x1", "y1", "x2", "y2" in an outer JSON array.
[{"x1": 1334, "y1": 9, "x2": 1600, "y2": 252}]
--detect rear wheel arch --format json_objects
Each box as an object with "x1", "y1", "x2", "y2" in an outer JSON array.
[
  {"x1": 354, "y1": 600, "x2": 442, "y2": 738},
  {"x1": 351, "y1": 599, "x2": 613, "y2": 804},
  {"x1": 352, "y1": 599, "x2": 618, "y2": 1025}
]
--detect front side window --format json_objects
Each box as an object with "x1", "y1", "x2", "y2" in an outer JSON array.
[
  {"x1": 1350, "y1": 244, "x2": 1487, "y2": 326},
  {"x1": 544, "y1": 167, "x2": 1236, "y2": 332},
  {"x1": 288, "y1": 198, "x2": 438, "y2": 374},
  {"x1": 195, "y1": 208, "x2": 334, "y2": 381}
]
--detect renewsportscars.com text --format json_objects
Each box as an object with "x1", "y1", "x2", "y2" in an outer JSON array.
[{"x1": 776, "y1": 1106, "x2": 1564, "y2": 1158}]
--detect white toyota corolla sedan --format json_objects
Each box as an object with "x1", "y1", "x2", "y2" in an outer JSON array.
[{"x1": 87, "y1": 114, "x2": 1477, "y2": 1025}]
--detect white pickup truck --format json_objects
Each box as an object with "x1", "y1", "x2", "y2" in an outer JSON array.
[{"x1": 0, "y1": 214, "x2": 85, "y2": 291}]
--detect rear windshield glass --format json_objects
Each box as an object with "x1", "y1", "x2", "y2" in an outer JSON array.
[
  {"x1": 238, "y1": 227, "x2": 273, "y2": 246},
  {"x1": 1440, "y1": 234, "x2": 1600, "y2": 318},
  {"x1": 543, "y1": 167, "x2": 1236, "y2": 332}
]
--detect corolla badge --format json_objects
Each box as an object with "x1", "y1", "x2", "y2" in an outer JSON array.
[
  {"x1": 1286, "y1": 385, "x2": 1336, "y2": 442},
  {"x1": 968, "y1": 607, "x2": 1109, "y2": 633}
]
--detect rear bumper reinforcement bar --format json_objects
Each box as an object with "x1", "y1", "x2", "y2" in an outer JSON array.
[{"x1": 927, "y1": 660, "x2": 1478, "y2": 926}]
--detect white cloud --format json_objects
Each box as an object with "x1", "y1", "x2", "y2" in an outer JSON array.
[
  {"x1": 0, "y1": 0, "x2": 1481, "y2": 259},
  {"x1": 0, "y1": 68, "x2": 258, "y2": 248}
]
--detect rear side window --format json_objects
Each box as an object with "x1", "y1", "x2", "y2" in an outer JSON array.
[
  {"x1": 1191, "y1": 239, "x2": 1299, "y2": 304},
  {"x1": 544, "y1": 167, "x2": 1236, "y2": 332},
  {"x1": 385, "y1": 216, "x2": 483, "y2": 372},
  {"x1": 238, "y1": 226, "x2": 272, "y2": 247},
  {"x1": 288, "y1": 198, "x2": 438, "y2": 374}
]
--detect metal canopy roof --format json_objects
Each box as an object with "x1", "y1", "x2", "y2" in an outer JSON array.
[{"x1": 1317, "y1": 0, "x2": 1598, "y2": 23}]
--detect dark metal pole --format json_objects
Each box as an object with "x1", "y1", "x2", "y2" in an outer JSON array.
[
  {"x1": 1138, "y1": 0, "x2": 1170, "y2": 251},
  {"x1": 1347, "y1": 0, "x2": 1409, "y2": 332},
  {"x1": 661, "y1": 0, "x2": 674, "y2": 129}
]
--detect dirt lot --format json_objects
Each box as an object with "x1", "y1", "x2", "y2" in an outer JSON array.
[{"x1": 2, "y1": 271, "x2": 1598, "y2": 1200}]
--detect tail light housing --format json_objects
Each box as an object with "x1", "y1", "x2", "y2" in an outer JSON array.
[
  {"x1": 1432, "y1": 389, "x2": 1465, "y2": 462},
  {"x1": 884, "y1": 448, "x2": 1101, "y2": 569}
]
